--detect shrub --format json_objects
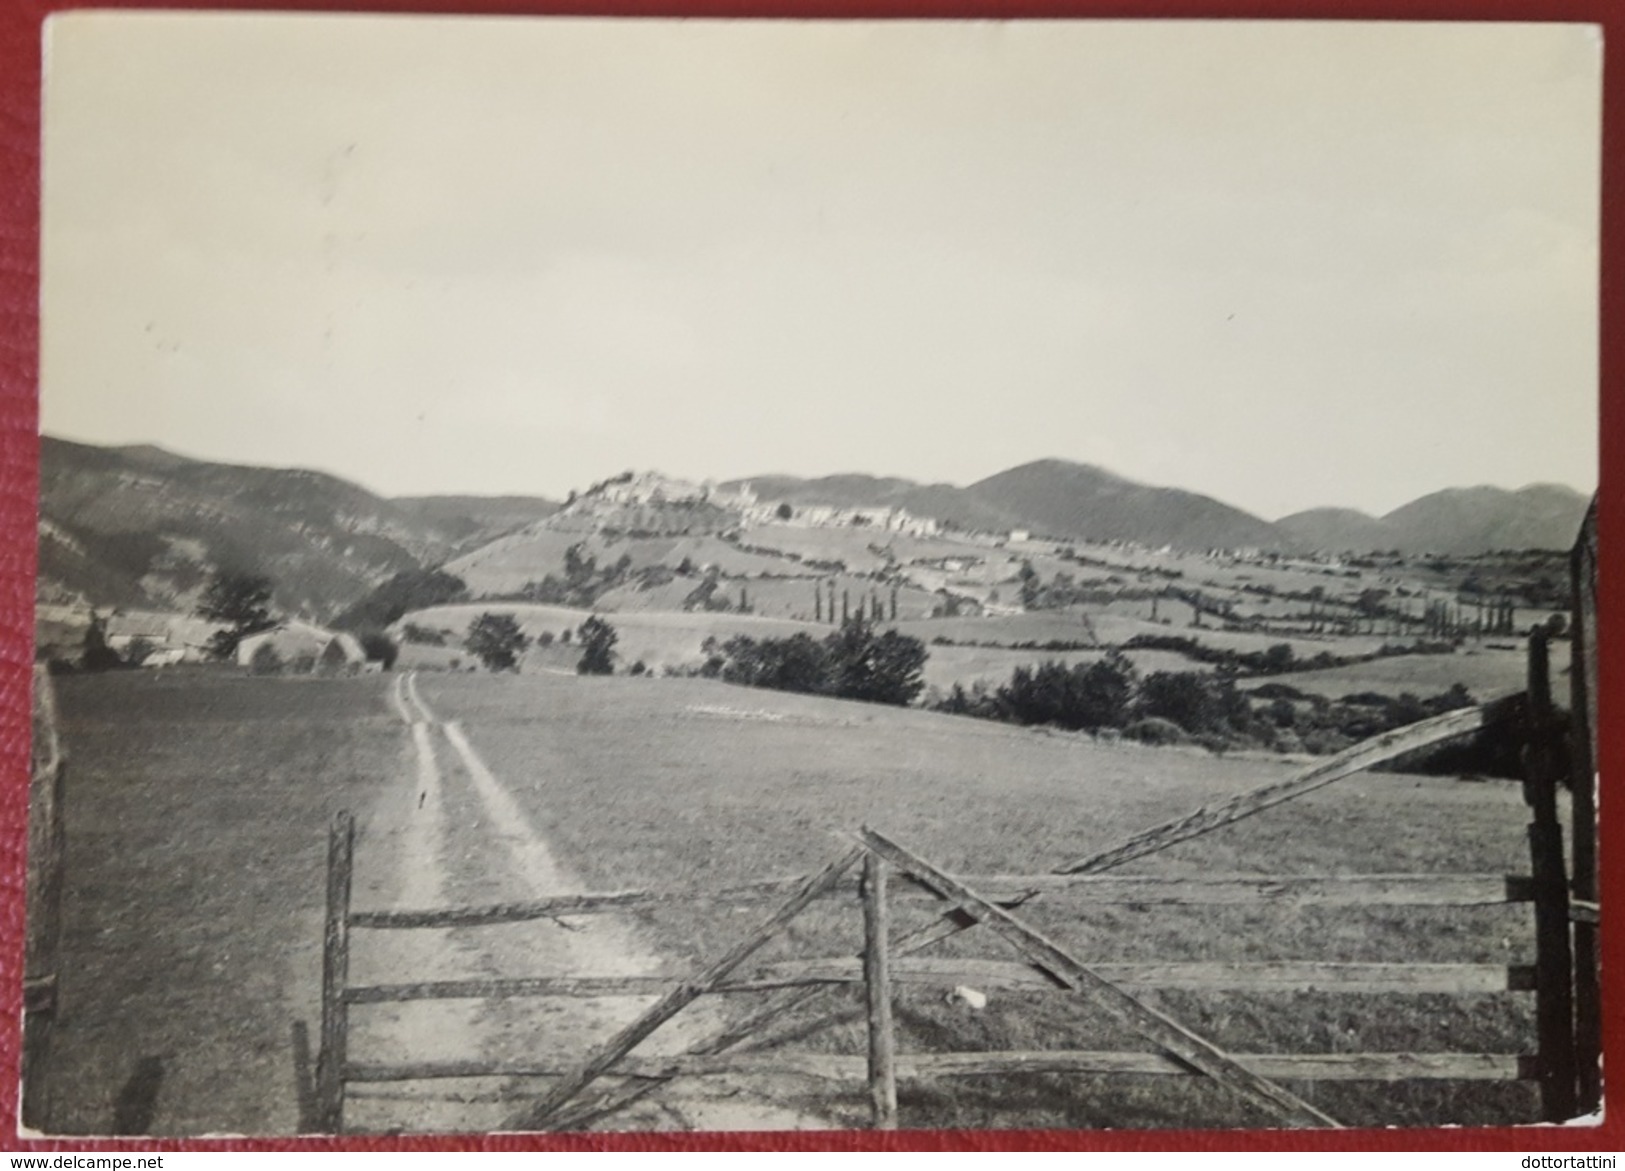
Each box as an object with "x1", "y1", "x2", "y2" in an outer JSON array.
[
  {"x1": 1137, "y1": 671, "x2": 1221, "y2": 734},
  {"x1": 402, "y1": 623, "x2": 447, "y2": 646},
  {"x1": 1122, "y1": 717, "x2": 1188, "y2": 746},
  {"x1": 121, "y1": 637, "x2": 158, "y2": 667},
  {"x1": 1250, "y1": 682, "x2": 1311, "y2": 702},
  {"x1": 707, "y1": 618, "x2": 927, "y2": 707},
  {"x1": 995, "y1": 653, "x2": 1135, "y2": 732},
  {"x1": 249, "y1": 642, "x2": 284, "y2": 676},
  {"x1": 721, "y1": 632, "x2": 829, "y2": 693},
  {"x1": 1301, "y1": 727, "x2": 1354, "y2": 755}
]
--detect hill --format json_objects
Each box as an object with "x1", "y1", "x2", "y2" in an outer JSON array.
[
  {"x1": 732, "y1": 462, "x2": 1590, "y2": 555},
  {"x1": 964, "y1": 459, "x2": 1283, "y2": 550},
  {"x1": 1275, "y1": 508, "x2": 1397, "y2": 554},
  {"x1": 1381, "y1": 484, "x2": 1591, "y2": 554},
  {"x1": 390, "y1": 495, "x2": 561, "y2": 542},
  {"x1": 1279, "y1": 485, "x2": 1590, "y2": 555},
  {"x1": 37, "y1": 437, "x2": 557, "y2": 620},
  {"x1": 730, "y1": 461, "x2": 1286, "y2": 549}
]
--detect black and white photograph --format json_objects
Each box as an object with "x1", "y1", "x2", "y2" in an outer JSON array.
[{"x1": 25, "y1": 12, "x2": 1602, "y2": 1137}]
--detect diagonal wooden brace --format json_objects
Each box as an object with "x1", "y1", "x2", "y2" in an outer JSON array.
[
  {"x1": 1055, "y1": 699, "x2": 1515, "y2": 875},
  {"x1": 858, "y1": 828, "x2": 1342, "y2": 1129},
  {"x1": 515, "y1": 843, "x2": 866, "y2": 1131}
]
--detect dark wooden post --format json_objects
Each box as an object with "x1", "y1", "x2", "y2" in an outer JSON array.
[
  {"x1": 23, "y1": 667, "x2": 68, "y2": 1132},
  {"x1": 1524, "y1": 632, "x2": 1577, "y2": 1121},
  {"x1": 1568, "y1": 502, "x2": 1601, "y2": 1113},
  {"x1": 315, "y1": 811, "x2": 356, "y2": 1134},
  {"x1": 861, "y1": 851, "x2": 898, "y2": 1129}
]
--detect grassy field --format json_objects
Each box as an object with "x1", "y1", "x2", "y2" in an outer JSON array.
[
  {"x1": 592, "y1": 573, "x2": 941, "y2": 624},
  {"x1": 1243, "y1": 642, "x2": 1569, "y2": 702},
  {"x1": 41, "y1": 669, "x2": 407, "y2": 1136},
  {"x1": 919, "y1": 645, "x2": 1209, "y2": 692},
  {"x1": 399, "y1": 599, "x2": 1545, "y2": 707},
  {"x1": 449, "y1": 530, "x2": 795, "y2": 596},
  {"x1": 895, "y1": 612, "x2": 1105, "y2": 646},
  {"x1": 732, "y1": 526, "x2": 1003, "y2": 574},
  {"x1": 399, "y1": 602, "x2": 816, "y2": 675},
  {"x1": 38, "y1": 666, "x2": 1548, "y2": 1134},
  {"x1": 415, "y1": 671, "x2": 1542, "y2": 1131}
]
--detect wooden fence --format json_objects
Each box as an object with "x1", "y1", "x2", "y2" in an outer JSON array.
[
  {"x1": 311, "y1": 506, "x2": 1603, "y2": 1133},
  {"x1": 23, "y1": 665, "x2": 68, "y2": 1133},
  {"x1": 313, "y1": 693, "x2": 1586, "y2": 1133},
  {"x1": 1568, "y1": 499, "x2": 1602, "y2": 1116}
]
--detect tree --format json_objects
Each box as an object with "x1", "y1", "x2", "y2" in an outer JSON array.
[
  {"x1": 1018, "y1": 561, "x2": 1040, "y2": 608},
  {"x1": 995, "y1": 653, "x2": 1134, "y2": 731},
  {"x1": 199, "y1": 570, "x2": 276, "y2": 660},
  {"x1": 1261, "y1": 643, "x2": 1295, "y2": 674},
  {"x1": 576, "y1": 615, "x2": 618, "y2": 675},
  {"x1": 719, "y1": 633, "x2": 828, "y2": 693},
  {"x1": 776, "y1": 502, "x2": 794, "y2": 521},
  {"x1": 465, "y1": 613, "x2": 530, "y2": 672},
  {"x1": 824, "y1": 617, "x2": 927, "y2": 706},
  {"x1": 334, "y1": 569, "x2": 468, "y2": 631},
  {"x1": 359, "y1": 631, "x2": 399, "y2": 670},
  {"x1": 80, "y1": 612, "x2": 123, "y2": 672},
  {"x1": 1137, "y1": 671, "x2": 1219, "y2": 734}
]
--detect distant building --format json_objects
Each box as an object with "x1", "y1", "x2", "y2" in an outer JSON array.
[{"x1": 105, "y1": 611, "x2": 215, "y2": 665}]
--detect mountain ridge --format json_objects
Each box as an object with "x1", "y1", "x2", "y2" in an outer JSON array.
[{"x1": 38, "y1": 437, "x2": 1592, "y2": 622}]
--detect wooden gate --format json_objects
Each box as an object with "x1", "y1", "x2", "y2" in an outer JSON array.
[{"x1": 312, "y1": 688, "x2": 1588, "y2": 1132}]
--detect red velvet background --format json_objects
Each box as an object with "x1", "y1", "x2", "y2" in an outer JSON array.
[{"x1": 0, "y1": 0, "x2": 1617, "y2": 1154}]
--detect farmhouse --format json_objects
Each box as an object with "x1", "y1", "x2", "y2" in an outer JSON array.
[
  {"x1": 236, "y1": 621, "x2": 367, "y2": 675},
  {"x1": 104, "y1": 611, "x2": 215, "y2": 665}
]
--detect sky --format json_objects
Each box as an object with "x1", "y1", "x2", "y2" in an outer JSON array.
[{"x1": 39, "y1": 13, "x2": 1602, "y2": 519}]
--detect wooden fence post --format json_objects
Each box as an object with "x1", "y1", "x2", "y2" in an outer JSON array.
[
  {"x1": 1567, "y1": 501, "x2": 1601, "y2": 1113},
  {"x1": 862, "y1": 850, "x2": 898, "y2": 1129},
  {"x1": 315, "y1": 811, "x2": 356, "y2": 1134},
  {"x1": 23, "y1": 667, "x2": 67, "y2": 1132},
  {"x1": 860, "y1": 829, "x2": 1341, "y2": 1129},
  {"x1": 1524, "y1": 632, "x2": 1577, "y2": 1122}
]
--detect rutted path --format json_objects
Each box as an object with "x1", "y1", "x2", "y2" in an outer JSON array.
[{"x1": 341, "y1": 672, "x2": 830, "y2": 1133}]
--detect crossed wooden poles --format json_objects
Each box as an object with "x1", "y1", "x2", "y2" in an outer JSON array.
[
  {"x1": 317, "y1": 690, "x2": 1583, "y2": 1134},
  {"x1": 512, "y1": 700, "x2": 1513, "y2": 1132}
]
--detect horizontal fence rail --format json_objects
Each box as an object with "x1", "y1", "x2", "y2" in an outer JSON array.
[
  {"x1": 345, "y1": 1049, "x2": 1538, "y2": 1086},
  {"x1": 344, "y1": 960, "x2": 1538, "y2": 1005},
  {"x1": 347, "y1": 871, "x2": 1537, "y2": 928}
]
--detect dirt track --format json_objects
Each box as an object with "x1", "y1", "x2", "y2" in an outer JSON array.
[{"x1": 339, "y1": 672, "x2": 831, "y2": 1133}]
